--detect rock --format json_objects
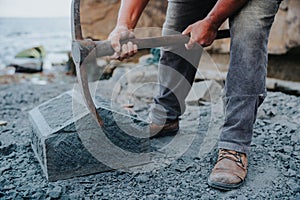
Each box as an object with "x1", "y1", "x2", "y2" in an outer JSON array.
[
  {"x1": 80, "y1": 0, "x2": 300, "y2": 54},
  {"x1": 29, "y1": 88, "x2": 150, "y2": 181},
  {"x1": 3, "y1": 184, "x2": 15, "y2": 190},
  {"x1": 274, "y1": 125, "x2": 282, "y2": 132},
  {"x1": 47, "y1": 186, "x2": 62, "y2": 199},
  {"x1": 283, "y1": 145, "x2": 293, "y2": 154},
  {"x1": 287, "y1": 169, "x2": 297, "y2": 177},
  {"x1": 291, "y1": 133, "x2": 300, "y2": 143},
  {"x1": 268, "y1": 151, "x2": 276, "y2": 158},
  {"x1": 268, "y1": 0, "x2": 300, "y2": 54},
  {"x1": 80, "y1": 0, "x2": 167, "y2": 39},
  {"x1": 292, "y1": 195, "x2": 300, "y2": 200},
  {"x1": 185, "y1": 80, "x2": 222, "y2": 105},
  {"x1": 126, "y1": 65, "x2": 158, "y2": 84},
  {"x1": 9, "y1": 58, "x2": 43, "y2": 74},
  {"x1": 127, "y1": 83, "x2": 158, "y2": 100},
  {"x1": 174, "y1": 164, "x2": 193, "y2": 173},
  {"x1": 135, "y1": 174, "x2": 149, "y2": 183},
  {"x1": 287, "y1": 179, "x2": 300, "y2": 193},
  {"x1": 0, "y1": 164, "x2": 12, "y2": 175},
  {"x1": 236, "y1": 195, "x2": 248, "y2": 200},
  {"x1": 125, "y1": 65, "x2": 159, "y2": 100},
  {"x1": 32, "y1": 191, "x2": 46, "y2": 200},
  {"x1": 0, "y1": 121, "x2": 7, "y2": 126},
  {"x1": 139, "y1": 54, "x2": 154, "y2": 65},
  {"x1": 266, "y1": 78, "x2": 300, "y2": 96},
  {"x1": 0, "y1": 143, "x2": 17, "y2": 156}
]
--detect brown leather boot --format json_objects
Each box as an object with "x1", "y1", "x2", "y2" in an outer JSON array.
[
  {"x1": 208, "y1": 149, "x2": 248, "y2": 190},
  {"x1": 150, "y1": 119, "x2": 179, "y2": 138}
]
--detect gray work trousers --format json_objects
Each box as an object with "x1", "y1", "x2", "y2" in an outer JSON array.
[{"x1": 149, "y1": 0, "x2": 281, "y2": 154}]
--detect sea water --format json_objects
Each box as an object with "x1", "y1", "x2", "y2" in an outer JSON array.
[{"x1": 0, "y1": 17, "x2": 71, "y2": 69}]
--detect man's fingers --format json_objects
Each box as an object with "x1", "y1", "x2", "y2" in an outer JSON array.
[
  {"x1": 185, "y1": 38, "x2": 196, "y2": 50},
  {"x1": 120, "y1": 44, "x2": 129, "y2": 58},
  {"x1": 133, "y1": 44, "x2": 138, "y2": 54},
  {"x1": 111, "y1": 36, "x2": 121, "y2": 53},
  {"x1": 127, "y1": 42, "x2": 135, "y2": 57},
  {"x1": 108, "y1": 28, "x2": 138, "y2": 60},
  {"x1": 182, "y1": 25, "x2": 192, "y2": 35},
  {"x1": 182, "y1": 25, "x2": 195, "y2": 49},
  {"x1": 108, "y1": 52, "x2": 120, "y2": 60}
]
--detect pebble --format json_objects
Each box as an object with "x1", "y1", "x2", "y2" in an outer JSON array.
[
  {"x1": 288, "y1": 169, "x2": 297, "y2": 177},
  {"x1": 269, "y1": 130, "x2": 277, "y2": 135},
  {"x1": 135, "y1": 174, "x2": 149, "y2": 183},
  {"x1": 268, "y1": 151, "x2": 276, "y2": 158},
  {"x1": 283, "y1": 146, "x2": 293, "y2": 154},
  {"x1": 274, "y1": 125, "x2": 282, "y2": 132},
  {"x1": 47, "y1": 186, "x2": 62, "y2": 199},
  {"x1": 0, "y1": 143, "x2": 17, "y2": 156},
  {"x1": 287, "y1": 180, "x2": 300, "y2": 193},
  {"x1": 257, "y1": 167, "x2": 264, "y2": 173},
  {"x1": 291, "y1": 134, "x2": 300, "y2": 143},
  {"x1": 0, "y1": 164, "x2": 12, "y2": 175},
  {"x1": 0, "y1": 121, "x2": 7, "y2": 126},
  {"x1": 174, "y1": 164, "x2": 193, "y2": 173},
  {"x1": 3, "y1": 184, "x2": 15, "y2": 190},
  {"x1": 267, "y1": 109, "x2": 276, "y2": 117},
  {"x1": 292, "y1": 195, "x2": 300, "y2": 200}
]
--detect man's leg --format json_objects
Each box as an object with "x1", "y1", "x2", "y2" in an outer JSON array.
[
  {"x1": 149, "y1": 0, "x2": 217, "y2": 127},
  {"x1": 209, "y1": 0, "x2": 282, "y2": 190}
]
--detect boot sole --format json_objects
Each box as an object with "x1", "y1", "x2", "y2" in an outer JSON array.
[{"x1": 208, "y1": 179, "x2": 244, "y2": 191}]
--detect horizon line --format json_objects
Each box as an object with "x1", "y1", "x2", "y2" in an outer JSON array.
[{"x1": 0, "y1": 16, "x2": 70, "y2": 19}]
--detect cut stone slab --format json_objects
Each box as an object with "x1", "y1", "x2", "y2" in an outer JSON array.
[
  {"x1": 186, "y1": 80, "x2": 222, "y2": 106},
  {"x1": 29, "y1": 90, "x2": 150, "y2": 181}
]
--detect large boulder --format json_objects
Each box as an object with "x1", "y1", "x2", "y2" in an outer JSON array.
[
  {"x1": 80, "y1": 0, "x2": 300, "y2": 54},
  {"x1": 80, "y1": 0, "x2": 167, "y2": 39},
  {"x1": 268, "y1": 0, "x2": 300, "y2": 54}
]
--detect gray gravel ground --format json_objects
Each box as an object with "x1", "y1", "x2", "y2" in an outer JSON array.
[{"x1": 0, "y1": 82, "x2": 299, "y2": 200}]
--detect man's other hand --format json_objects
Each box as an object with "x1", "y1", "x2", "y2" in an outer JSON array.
[
  {"x1": 108, "y1": 25, "x2": 138, "y2": 61},
  {"x1": 182, "y1": 18, "x2": 218, "y2": 49}
]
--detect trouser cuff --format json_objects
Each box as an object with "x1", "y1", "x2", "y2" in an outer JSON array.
[{"x1": 218, "y1": 141, "x2": 250, "y2": 155}]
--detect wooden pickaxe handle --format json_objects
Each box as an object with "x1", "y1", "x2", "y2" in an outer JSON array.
[{"x1": 74, "y1": 29, "x2": 230, "y2": 59}]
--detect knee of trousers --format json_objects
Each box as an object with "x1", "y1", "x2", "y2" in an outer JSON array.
[{"x1": 229, "y1": 0, "x2": 280, "y2": 42}]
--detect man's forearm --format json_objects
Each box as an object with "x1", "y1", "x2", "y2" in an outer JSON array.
[
  {"x1": 116, "y1": 0, "x2": 150, "y2": 29},
  {"x1": 206, "y1": 0, "x2": 248, "y2": 29}
]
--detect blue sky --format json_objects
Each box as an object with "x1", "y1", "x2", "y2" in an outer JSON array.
[{"x1": 0, "y1": 0, "x2": 72, "y2": 18}]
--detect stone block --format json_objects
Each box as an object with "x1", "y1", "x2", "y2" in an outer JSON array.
[
  {"x1": 29, "y1": 90, "x2": 150, "y2": 181},
  {"x1": 186, "y1": 80, "x2": 222, "y2": 106}
]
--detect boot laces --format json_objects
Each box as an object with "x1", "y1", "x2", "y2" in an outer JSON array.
[{"x1": 218, "y1": 149, "x2": 245, "y2": 168}]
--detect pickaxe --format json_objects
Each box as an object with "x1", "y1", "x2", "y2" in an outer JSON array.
[{"x1": 71, "y1": 0, "x2": 230, "y2": 128}]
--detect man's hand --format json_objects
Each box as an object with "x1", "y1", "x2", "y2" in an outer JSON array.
[
  {"x1": 182, "y1": 0, "x2": 248, "y2": 49},
  {"x1": 108, "y1": 25, "x2": 138, "y2": 61},
  {"x1": 182, "y1": 18, "x2": 218, "y2": 49}
]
